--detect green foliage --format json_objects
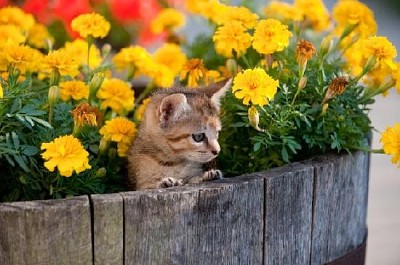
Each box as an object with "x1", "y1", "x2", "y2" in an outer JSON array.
[
  {"x1": 216, "y1": 39, "x2": 372, "y2": 177},
  {"x1": 0, "y1": 72, "x2": 127, "y2": 202}
]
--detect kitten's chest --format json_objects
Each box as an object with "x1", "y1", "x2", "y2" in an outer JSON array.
[{"x1": 158, "y1": 162, "x2": 203, "y2": 181}]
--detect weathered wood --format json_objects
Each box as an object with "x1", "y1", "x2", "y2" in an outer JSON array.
[
  {"x1": 0, "y1": 196, "x2": 92, "y2": 265},
  {"x1": 309, "y1": 151, "x2": 370, "y2": 264},
  {"x1": 91, "y1": 193, "x2": 124, "y2": 265},
  {"x1": 122, "y1": 175, "x2": 264, "y2": 265},
  {"x1": 261, "y1": 163, "x2": 314, "y2": 265},
  {"x1": 194, "y1": 176, "x2": 264, "y2": 264},
  {"x1": 0, "y1": 151, "x2": 370, "y2": 264}
]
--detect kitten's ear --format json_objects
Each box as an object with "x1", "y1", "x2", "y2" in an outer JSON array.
[
  {"x1": 159, "y1": 93, "x2": 190, "y2": 124},
  {"x1": 210, "y1": 78, "x2": 232, "y2": 107}
]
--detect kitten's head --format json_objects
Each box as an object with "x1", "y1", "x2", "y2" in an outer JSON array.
[{"x1": 145, "y1": 79, "x2": 231, "y2": 163}]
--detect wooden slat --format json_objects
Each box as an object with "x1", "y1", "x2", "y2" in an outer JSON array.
[
  {"x1": 193, "y1": 176, "x2": 264, "y2": 264},
  {"x1": 309, "y1": 151, "x2": 369, "y2": 264},
  {"x1": 0, "y1": 196, "x2": 92, "y2": 265},
  {"x1": 121, "y1": 175, "x2": 264, "y2": 265},
  {"x1": 122, "y1": 186, "x2": 199, "y2": 265},
  {"x1": 91, "y1": 193, "x2": 124, "y2": 265},
  {"x1": 262, "y1": 162, "x2": 314, "y2": 265}
]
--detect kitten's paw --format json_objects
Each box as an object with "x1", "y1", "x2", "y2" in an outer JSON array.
[
  {"x1": 202, "y1": 169, "x2": 223, "y2": 182},
  {"x1": 158, "y1": 177, "x2": 183, "y2": 188}
]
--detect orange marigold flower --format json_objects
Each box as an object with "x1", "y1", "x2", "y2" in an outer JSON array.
[
  {"x1": 296, "y1": 39, "x2": 316, "y2": 65},
  {"x1": 71, "y1": 102, "x2": 100, "y2": 130},
  {"x1": 322, "y1": 76, "x2": 348, "y2": 104}
]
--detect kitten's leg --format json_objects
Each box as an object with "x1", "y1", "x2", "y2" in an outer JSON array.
[
  {"x1": 202, "y1": 169, "x2": 223, "y2": 182},
  {"x1": 158, "y1": 177, "x2": 183, "y2": 188}
]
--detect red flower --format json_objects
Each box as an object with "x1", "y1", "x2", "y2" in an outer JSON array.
[{"x1": 22, "y1": 0, "x2": 52, "y2": 24}]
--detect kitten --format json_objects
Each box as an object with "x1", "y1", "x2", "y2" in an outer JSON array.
[{"x1": 127, "y1": 79, "x2": 231, "y2": 190}]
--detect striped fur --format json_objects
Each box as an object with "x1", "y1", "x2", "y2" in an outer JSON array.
[{"x1": 127, "y1": 79, "x2": 231, "y2": 190}]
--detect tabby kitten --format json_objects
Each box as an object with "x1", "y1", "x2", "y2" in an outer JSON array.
[{"x1": 127, "y1": 79, "x2": 231, "y2": 190}]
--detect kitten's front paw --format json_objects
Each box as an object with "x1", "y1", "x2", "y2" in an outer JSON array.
[
  {"x1": 158, "y1": 177, "x2": 183, "y2": 188},
  {"x1": 202, "y1": 169, "x2": 223, "y2": 182}
]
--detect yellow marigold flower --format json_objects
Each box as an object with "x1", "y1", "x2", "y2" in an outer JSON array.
[
  {"x1": 143, "y1": 62, "x2": 175, "y2": 88},
  {"x1": 363, "y1": 63, "x2": 392, "y2": 92},
  {"x1": 362, "y1": 36, "x2": 397, "y2": 70},
  {"x1": 27, "y1": 23, "x2": 53, "y2": 49},
  {"x1": 71, "y1": 13, "x2": 110, "y2": 39},
  {"x1": 99, "y1": 117, "x2": 137, "y2": 157},
  {"x1": 0, "y1": 83, "x2": 3, "y2": 98},
  {"x1": 0, "y1": 6, "x2": 35, "y2": 31},
  {"x1": 186, "y1": 0, "x2": 228, "y2": 24},
  {"x1": 294, "y1": 0, "x2": 331, "y2": 31},
  {"x1": 60, "y1": 80, "x2": 89, "y2": 101},
  {"x1": 393, "y1": 63, "x2": 400, "y2": 95},
  {"x1": 97, "y1": 78, "x2": 134, "y2": 114},
  {"x1": 151, "y1": 8, "x2": 185, "y2": 34},
  {"x1": 134, "y1": 98, "x2": 151, "y2": 121},
  {"x1": 112, "y1": 45, "x2": 153, "y2": 73},
  {"x1": 0, "y1": 44, "x2": 43, "y2": 74},
  {"x1": 380, "y1": 123, "x2": 400, "y2": 166},
  {"x1": 180, "y1": 58, "x2": 208, "y2": 88},
  {"x1": 333, "y1": 0, "x2": 377, "y2": 40},
  {"x1": 42, "y1": 49, "x2": 80, "y2": 77},
  {"x1": 65, "y1": 38, "x2": 102, "y2": 69},
  {"x1": 232, "y1": 67, "x2": 279, "y2": 106},
  {"x1": 218, "y1": 6, "x2": 259, "y2": 29},
  {"x1": 41, "y1": 135, "x2": 91, "y2": 177},
  {"x1": 253, "y1": 19, "x2": 292, "y2": 55},
  {"x1": 153, "y1": 43, "x2": 187, "y2": 75},
  {"x1": 264, "y1": 1, "x2": 303, "y2": 22},
  {"x1": 0, "y1": 25, "x2": 26, "y2": 47},
  {"x1": 213, "y1": 21, "x2": 252, "y2": 58}
]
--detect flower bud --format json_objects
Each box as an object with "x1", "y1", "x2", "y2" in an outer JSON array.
[
  {"x1": 48, "y1": 85, "x2": 60, "y2": 106},
  {"x1": 319, "y1": 35, "x2": 333, "y2": 58},
  {"x1": 98, "y1": 138, "x2": 109, "y2": 155},
  {"x1": 89, "y1": 72, "x2": 105, "y2": 95},
  {"x1": 101, "y1": 43, "x2": 112, "y2": 58},
  {"x1": 298, "y1": 76, "x2": 308, "y2": 90},
  {"x1": 248, "y1": 106, "x2": 265, "y2": 132},
  {"x1": 95, "y1": 167, "x2": 107, "y2": 178}
]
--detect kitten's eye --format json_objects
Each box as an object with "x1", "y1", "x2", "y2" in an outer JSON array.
[{"x1": 192, "y1": 133, "x2": 205, "y2": 143}]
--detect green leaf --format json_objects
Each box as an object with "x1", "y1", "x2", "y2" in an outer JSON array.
[
  {"x1": 22, "y1": 146, "x2": 39, "y2": 156},
  {"x1": 253, "y1": 141, "x2": 261, "y2": 152},
  {"x1": 14, "y1": 155, "x2": 30, "y2": 172}
]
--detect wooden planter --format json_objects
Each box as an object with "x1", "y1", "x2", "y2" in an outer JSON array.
[{"x1": 0, "y1": 150, "x2": 369, "y2": 265}]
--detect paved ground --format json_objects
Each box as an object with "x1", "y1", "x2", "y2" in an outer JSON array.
[{"x1": 353, "y1": 1, "x2": 400, "y2": 264}]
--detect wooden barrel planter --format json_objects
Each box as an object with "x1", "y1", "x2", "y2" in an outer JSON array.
[{"x1": 0, "y1": 150, "x2": 369, "y2": 265}]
